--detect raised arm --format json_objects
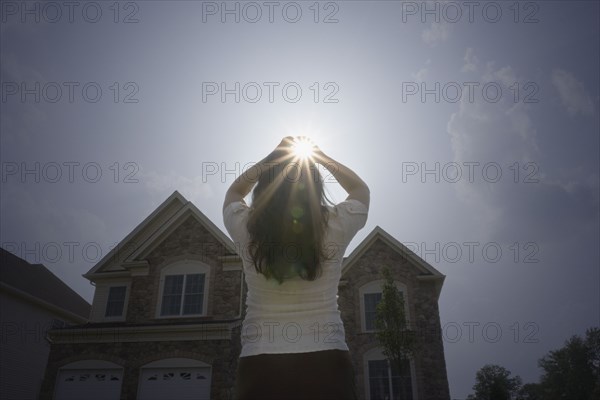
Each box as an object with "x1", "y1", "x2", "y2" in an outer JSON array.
[
  {"x1": 313, "y1": 148, "x2": 370, "y2": 209},
  {"x1": 222, "y1": 137, "x2": 293, "y2": 212}
]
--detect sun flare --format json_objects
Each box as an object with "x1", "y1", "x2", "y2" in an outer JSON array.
[{"x1": 291, "y1": 137, "x2": 315, "y2": 159}]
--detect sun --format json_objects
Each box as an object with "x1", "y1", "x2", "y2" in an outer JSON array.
[{"x1": 291, "y1": 137, "x2": 315, "y2": 159}]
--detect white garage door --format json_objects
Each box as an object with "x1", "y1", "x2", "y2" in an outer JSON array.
[
  {"x1": 137, "y1": 367, "x2": 211, "y2": 400},
  {"x1": 54, "y1": 368, "x2": 123, "y2": 400}
]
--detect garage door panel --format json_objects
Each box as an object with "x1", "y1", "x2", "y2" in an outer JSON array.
[
  {"x1": 138, "y1": 367, "x2": 211, "y2": 400},
  {"x1": 55, "y1": 368, "x2": 123, "y2": 400}
]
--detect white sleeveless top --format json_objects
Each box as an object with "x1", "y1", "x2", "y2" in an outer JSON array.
[{"x1": 223, "y1": 198, "x2": 369, "y2": 357}]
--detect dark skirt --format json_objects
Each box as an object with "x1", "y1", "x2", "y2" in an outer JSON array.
[{"x1": 233, "y1": 349, "x2": 359, "y2": 400}]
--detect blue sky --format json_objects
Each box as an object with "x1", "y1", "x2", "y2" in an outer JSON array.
[{"x1": 1, "y1": 1, "x2": 598, "y2": 397}]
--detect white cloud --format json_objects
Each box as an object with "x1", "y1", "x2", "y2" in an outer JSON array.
[
  {"x1": 551, "y1": 68, "x2": 595, "y2": 116},
  {"x1": 138, "y1": 169, "x2": 214, "y2": 205},
  {"x1": 447, "y1": 49, "x2": 598, "y2": 245},
  {"x1": 421, "y1": 22, "x2": 452, "y2": 47},
  {"x1": 461, "y1": 47, "x2": 479, "y2": 73},
  {"x1": 483, "y1": 63, "x2": 517, "y2": 88},
  {"x1": 411, "y1": 67, "x2": 428, "y2": 83},
  {"x1": 411, "y1": 59, "x2": 431, "y2": 82},
  {"x1": 453, "y1": 51, "x2": 539, "y2": 163}
]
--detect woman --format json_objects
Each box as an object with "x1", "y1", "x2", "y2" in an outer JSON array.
[{"x1": 222, "y1": 136, "x2": 370, "y2": 399}]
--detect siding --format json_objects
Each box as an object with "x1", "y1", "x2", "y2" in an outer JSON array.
[
  {"x1": 0, "y1": 292, "x2": 64, "y2": 400},
  {"x1": 90, "y1": 281, "x2": 130, "y2": 322},
  {"x1": 90, "y1": 284, "x2": 110, "y2": 322}
]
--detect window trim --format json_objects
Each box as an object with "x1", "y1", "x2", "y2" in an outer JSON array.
[
  {"x1": 155, "y1": 261, "x2": 210, "y2": 319},
  {"x1": 363, "y1": 347, "x2": 418, "y2": 400},
  {"x1": 359, "y1": 279, "x2": 409, "y2": 333}
]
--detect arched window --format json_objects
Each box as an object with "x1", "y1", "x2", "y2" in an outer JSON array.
[
  {"x1": 358, "y1": 279, "x2": 409, "y2": 332},
  {"x1": 155, "y1": 261, "x2": 210, "y2": 318}
]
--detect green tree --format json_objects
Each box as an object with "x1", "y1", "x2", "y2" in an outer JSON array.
[
  {"x1": 515, "y1": 383, "x2": 543, "y2": 400},
  {"x1": 537, "y1": 327, "x2": 600, "y2": 399},
  {"x1": 374, "y1": 265, "x2": 421, "y2": 400},
  {"x1": 468, "y1": 327, "x2": 600, "y2": 400},
  {"x1": 468, "y1": 364, "x2": 522, "y2": 400}
]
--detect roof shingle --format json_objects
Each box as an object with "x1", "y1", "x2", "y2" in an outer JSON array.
[{"x1": 0, "y1": 247, "x2": 91, "y2": 319}]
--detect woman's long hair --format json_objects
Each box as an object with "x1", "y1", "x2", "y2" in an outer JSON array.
[{"x1": 247, "y1": 150, "x2": 333, "y2": 284}]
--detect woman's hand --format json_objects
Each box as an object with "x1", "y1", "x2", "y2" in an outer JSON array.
[
  {"x1": 289, "y1": 135, "x2": 324, "y2": 161},
  {"x1": 301, "y1": 137, "x2": 325, "y2": 163},
  {"x1": 223, "y1": 136, "x2": 293, "y2": 211},
  {"x1": 305, "y1": 138, "x2": 370, "y2": 208},
  {"x1": 258, "y1": 136, "x2": 295, "y2": 165},
  {"x1": 277, "y1": 136, "x2": 295, "y2": 151}
]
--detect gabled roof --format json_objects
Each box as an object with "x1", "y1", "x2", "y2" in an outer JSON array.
[
  {"x1": 123, "y1": 199, "x2": 237, "y2": 262},
  {"x1": 342, "y1": 225, "x2": 446, "y2": 297},
  {"x1": 83, "y1": 191, "x2": 446, "y2": 298},
  {"x1": 83, "y1": 191, "x2": 237, "y2": 280},
  {"x1": 0, "y1": 248, "x2": 91, "y2": 321}
]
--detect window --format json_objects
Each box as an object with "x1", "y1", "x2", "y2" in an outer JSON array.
[
  {"x1": 359, "y1": 280, "x2": 409, "y2": 333},
  {"x1": 160, "y1": 273, "x2": 205, "y2": 316},
  {"x1": 364, "y1": 291, "x2": 406, "y2": 331},
  {"x1": 105, "y1": 286, "x2": 127, "y2": 317},
  {"x1": 368, "y1": 359, "x2": 413, "y2": 400},
  {"x1": 156, "y1": 261, "x2": 210, "y2": 318},
  {"x1": 364, "y1": 292, "x2": 382, "y2": 331}
]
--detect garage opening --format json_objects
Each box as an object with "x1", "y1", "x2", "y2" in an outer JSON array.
[
  {"x1": 137, "y1": 357, "x2": 211, "y2": 400},
  {"x1": 54, "y1": 360, "x2": 124, "y2": 400}
]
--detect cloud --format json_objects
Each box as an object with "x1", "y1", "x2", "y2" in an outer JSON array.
[
  {"x1": 461, "y1": 47, "x2": 479, "y2": 73},
  {"x1": 551, "y1": 68, "x2": 595, "y2": 117},
  {"x1": 448, "y1": 63, "x2": 540, "y2": 164},
  {"x1": 411, "y1": 59, "x2": 431, "y2": 82},
  {"x1": 421, "y1": 22, "x2": 452, "y2": 47},
  {"x1": 138, "y1": 169, "x2": 214, "y2": 205},
  {"x1": 447, "y1": 49, "x2": 598, "y2": 245}
]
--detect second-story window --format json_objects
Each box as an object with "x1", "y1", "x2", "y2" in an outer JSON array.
[
  {"x1": 364, "y1": 292, "x2": 382, "y2": 331},
  {"x1": 360, "y1": 279, "x2": 408, "y2": 333},
  {"x1": 105, "y1": 286, "x2": 127, "y2": 317},
  {"x1": 160, "y1": 273, "x2": 205, "y2": 316}
]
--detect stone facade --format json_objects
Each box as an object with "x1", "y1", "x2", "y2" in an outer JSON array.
[
  {"x1": 339, "y1": 238, "x2": 450, "y2": 400},
  {"x1": 40, "y1": 216, "x2": 247, "y2": 400},
  {"x1": 40, "y1": 333, "x2": 242, "y2": 400},
  {"x1": 40, "y1": 192, "x2": 450, "y2": 400},
  {"x1": 127, "y1": 216, "x2": 244, "y2": 324}
]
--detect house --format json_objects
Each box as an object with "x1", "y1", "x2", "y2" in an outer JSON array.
[
  {"x1": 40, "y1": 190, "x2": 450, "y2": 399},
  {"x1": 0, "y1": 247, "x2": 91, "y2": 400}
]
